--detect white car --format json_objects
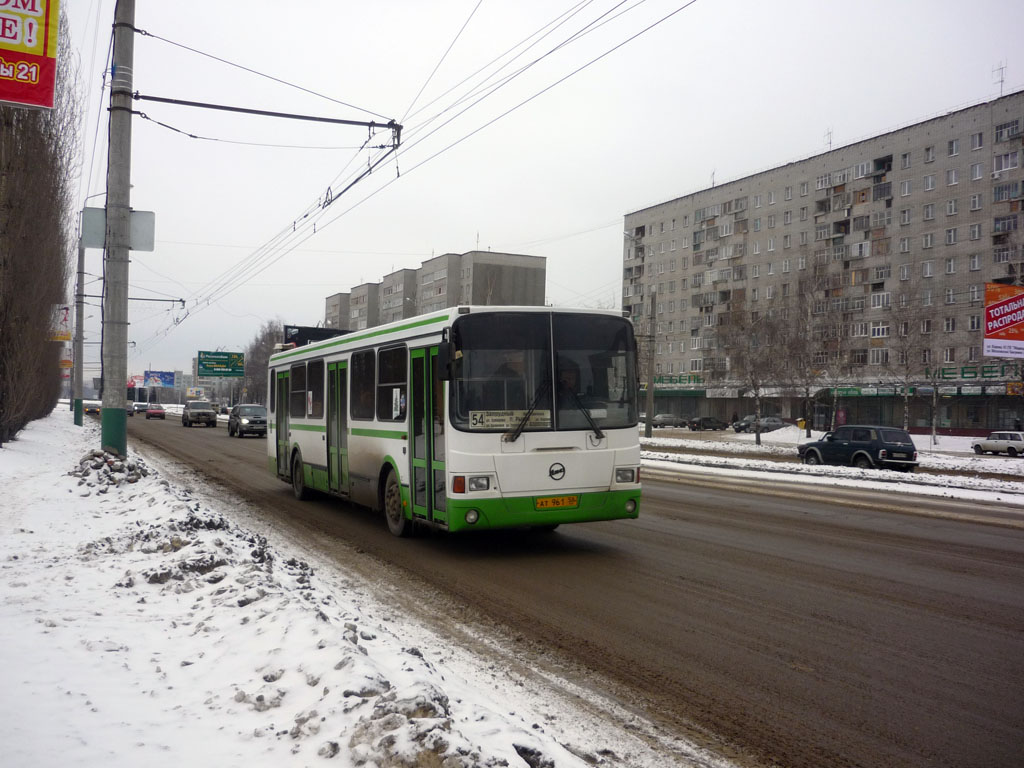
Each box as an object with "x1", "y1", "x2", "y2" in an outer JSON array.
[{"x1": 971, "y1": 431, "x2": 1024, "y2": 457}]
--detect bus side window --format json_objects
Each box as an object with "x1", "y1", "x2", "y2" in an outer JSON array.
[
  {"x1": 289, "y1": 363, "x2": 306, "y2": 418},
  {"x1": 351, "y1": 350, "x2": 375, "y2": 420},
  {"x1": 268, "y1": 371, "x2": 275, "y2": 413},
  {"x1": 376, "y1": 346, "x2": 407, "y2": 421},
  {"x1": 308, "y1": 360, "x2": 325, "y2": 418}
]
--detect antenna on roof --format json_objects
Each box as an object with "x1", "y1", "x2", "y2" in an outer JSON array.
[
  {"x1": 993, "y1": 61, "x2": 1006, "y2": 96},
  {"x1": 825, "y1": 127, "x2": 833, "y2": 151}
]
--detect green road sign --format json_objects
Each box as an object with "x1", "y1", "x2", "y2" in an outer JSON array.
[{"x1": 198, "y1": 350, "x2": 244, "y2": 378}]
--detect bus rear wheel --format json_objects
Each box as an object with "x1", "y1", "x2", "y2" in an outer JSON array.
[
  {"x1": 383, "y1": 469, "x2": 410, "y2": 537},
  {"x1": 292, "y1": 454, "x2": 309, "y2": 501}
]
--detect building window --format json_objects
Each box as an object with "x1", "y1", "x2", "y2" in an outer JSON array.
[
  {"x1": 945, "y1": 287, "x2": 956, "y2": 305},
  {"x1": 870, "y1": 348, "x2": 889, "y2": 365},
  {"x1": 924, "y1": 174, "x2": 936, "y2": 191},
  {"x1": 901, "y1": 180, "x2": 911, "y2": 196},
  {"x1": 994, "y1": 151, "x2": 1019, "y2": 173},
  {"x1": 969, "y1": 314, "x2": 982, "y2": 331},
  {"x1": 785, "y1": 186, "x2": 792, "y2": 201},
  {"x1": 783, "y1": 234, "x2": 791, "y2": 249},
  {"x1": 971, "y1": 131, "x2": 984, "y2": 150},
  {"x1": 994, "y1": 215, "x2": 1019, "y2": 233},
  {"x1": 969, "y1": 253, "x2": 981, "y2": 271},
  {"x1": 690, "y1": 358, "x2": 703, "y2": 372},
  {"x1": 871, "y1": 292, "x2": 891, "y2": 309},
  {"x1": 944, "y1": 316, "x2": 957, "y2": 333},
  {"x1": 944, "y1": 347, "x2": 956, "y2": 363},
  {"x1": 948, "y1": 139, "x2": 960, "y2": 156},
  {"x1": 921, "y1": 319, "x2": 932, "y2": 334},
  {"x1": 969, "y1": 223, "x2": 981, "y2": 240},
  {"x1": 800, "y1": 181, "x2": 809, "y2": 196},
  {"x1": 754, "y1": 194, "x2": 763, "y2": 208},
  {"x1": 946, "y1": 168, "x2": 958, "y2": 185},
  {"x1": 922, "y1": 233, "x2": 934, "y2": 249},
  {"x1": 900, "y1": 208, "x2": 911, "y2": 225},
  {"x1": 922, "y1": 349, "x2": 931, "y2": 364},
  {"x1": 925, "y1": 146, "x2": 935, "y2": 162},
  {"x1": 968, "y1": 346, "x2": 979, "y2": 363},
  {"x1": 784, "y1": 210, "x2": 792, "y2": 225},
  {"x1": 767, "y1": 215, "x2": 776, "y2": 228},
  {"x1": 971, "y1": 162, "x2": 983, "y2": 181},
  {"x1": 899, "y1": 264, "x2": 910, "y2": 281},
  {"x1": 871, "y1": 321, "x2": 890, "y2": 338},
  {"x1": 995, "y1": 120, "x2": 1021, "y2": 142},
  {"x1": 945, "y1": 228, "x2": 957, "y2": 245},
  {"x1": 922, "y1": 260, "x2": 934, "y2": 277},
  {"x1": 945, "y1": 256, "x2": 956, "y2": 274},
  {"x1": 924, "y1": 203, "x2": 935, "y2": 220},
  {"x1": 969, "y1": 284, "x2": 981, "y2": 302},
  {"x1": 768, "y1": 191, "x2": 776, "y2": 205},
  {"x1": 970, "y1": 193, "x2": 982, "y2": 210},
  {"x1": 901, "y1": 152, "x2": 911, "y2": 169},
  {"x1": 800, "y1": 206, "x2": 808, "y2": 221},
  {"x1": 946, "y1": 199, "x2": 958, "y2": 216}
]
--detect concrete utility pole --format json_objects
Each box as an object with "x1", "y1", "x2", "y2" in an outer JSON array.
[
  {"x1": 644, "y1": 288, "x2": 656, "y2": 438},
  {"x1": 100, "y1": 0, "x2": 134, "y2": 456},
  {"x1": 72, "y1": 237, "x2": 85, "y2": 425}
]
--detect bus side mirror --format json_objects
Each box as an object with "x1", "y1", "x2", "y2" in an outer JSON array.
[{"x1": 436, "y1": 341, "x2": 452, "y2": 380}]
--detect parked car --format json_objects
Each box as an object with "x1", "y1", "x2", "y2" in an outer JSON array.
[
  {"x1": 732, "y1": 414, "x2": 757, "y2": 432},
  {"x1": 182, "y1": 400, "x2": 217, "y2": 427},
  {"x1": 132, "y1": 401, "x2": 149, "y2": 415},
  {"x1": 228, "y1": 404, "x2": 267, "y2": 438},
  {"x1": 798, "y1": 425, "x2": 918, "y2": 471},
  {"x1": 83, "y1": 401, "x2": 101, "y2": 415},
  {"x1": 688, "y1": 416, "x2": 729, "y2": 431},
  {"x1": 754, "y1": 416, "x2": 786, "y2": 433},
  {"x1": 971, "y1": 431, "x2": 1024, "y2": 457},
  {"x1": 145, "y1": 403, "x2": 166, "y2": 420},
  {"x1": 652, "y1": 413, "x2": 687, "y2": 428}
]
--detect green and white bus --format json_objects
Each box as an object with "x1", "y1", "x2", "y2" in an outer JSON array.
[{"x1": 267, "y1": 305, "x2": 641, "y2": 536}]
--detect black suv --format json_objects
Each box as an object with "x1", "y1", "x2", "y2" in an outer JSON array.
[
  {"x1": 798, "y1": 425, "x2": 918, "y2": 472},
  {"x1": 182, "y1": 400, "x2": 217, "y2": 428},
  {"x1": 228, "y1": 404, "x2": 267, "y2": 438}
]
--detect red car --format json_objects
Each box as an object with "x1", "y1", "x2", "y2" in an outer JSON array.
[{"x1": 145, "y1": 403, "x2": 166, "y2": 420}]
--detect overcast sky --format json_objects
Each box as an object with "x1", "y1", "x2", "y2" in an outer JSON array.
[{"x1": 66, "y1": 0, "x2": 1024, "y2": 377}]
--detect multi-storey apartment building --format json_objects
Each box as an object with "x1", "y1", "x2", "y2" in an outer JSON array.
[
  {"x1": 324, "y1": 250, "x2": 547, "y2": 330},
  {"x1": 624, "y1": 90, "x2": 1024, "y2": 431}
]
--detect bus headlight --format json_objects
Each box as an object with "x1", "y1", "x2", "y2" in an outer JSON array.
[
  {"x1": 465, "y1": 509, "x2": 480, "y2": 524},
  {"x1": 468, "y1": 476, "x2": 490, "y2": 491},
  {"x1": 615, "y1": 468, "x2": 636, "y2": 484}
]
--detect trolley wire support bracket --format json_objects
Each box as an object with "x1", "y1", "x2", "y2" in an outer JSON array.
[{"x1": 130, "y1": 92, "x2": 403, "y2": 211}]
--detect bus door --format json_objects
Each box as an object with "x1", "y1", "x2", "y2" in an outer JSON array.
[
  {"x1": 327, "y1": 361, "x2": 349, "y2": 494},
  {"x1": 275, "y1": 370, "x2": 290, "y2": 477},
  {"x1": 410, "y1": 347, "x2": 447, "y2": 525}
]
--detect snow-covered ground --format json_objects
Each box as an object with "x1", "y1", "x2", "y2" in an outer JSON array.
[
  {"x1": 2, "y1": 411, "x2": 1022, "y2": 768},
  {"x1": 0, "y1": 410, "x2": 728, "y2": 768}
]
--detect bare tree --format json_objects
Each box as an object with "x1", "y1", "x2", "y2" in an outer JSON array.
[
  {"x1": 0, "y1": 13, "x2": 80, "y2": 445},
  {"x1": 244, "y1": 319, "x2": 284, "y2": 405},
  {"x1": 714, "y1": 300, "x2": 786, "y2": 446}
]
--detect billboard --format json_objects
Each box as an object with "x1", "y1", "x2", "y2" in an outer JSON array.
[
  {"x1": 144, "y1": 370, "x2": 175, "y2": 388},
  {"x1": 48, "y1": 303, "x2": 70, "y2": 341},
  {"x1": 984, "y1": 283, "x2": 1024, "y2": 359},
  {"x1": 197, "y1": 350, "x2": 244, "y2": 378},
  {"x1": 0, "y1": 0, "x2": 61, "y2": 110}
]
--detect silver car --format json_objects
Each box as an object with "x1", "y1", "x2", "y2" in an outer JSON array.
[{"x1": 971, "y1": 431, "x2": 1024, "y2": 457}]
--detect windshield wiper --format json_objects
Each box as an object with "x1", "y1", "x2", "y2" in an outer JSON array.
[
  {"x1": 562, "y1": 386, "x2": 605, "y2": 441},
  {"x1": 504, "y1": 377, "x2": 550, "y2": 443}
]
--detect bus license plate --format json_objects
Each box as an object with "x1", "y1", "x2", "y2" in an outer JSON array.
[{"x1": 534, "y1": 495, "x2": 579, "y2": 510}]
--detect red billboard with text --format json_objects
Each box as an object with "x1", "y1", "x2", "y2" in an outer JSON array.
[
  {"x1": 0, "y1": 0, "x2": 61, "y2": 110},
  {"x1": 984, "y1": 282, "x2": 1024, "y2": 359}
]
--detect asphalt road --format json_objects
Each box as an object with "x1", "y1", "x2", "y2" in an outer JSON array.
[{"x1": 127, "y1": 415, "x2": 1024, "y2": 768}]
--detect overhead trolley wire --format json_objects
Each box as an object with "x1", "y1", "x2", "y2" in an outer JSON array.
[{"x1": 132, "y1": 1, "x2": 700, "y2": 349}]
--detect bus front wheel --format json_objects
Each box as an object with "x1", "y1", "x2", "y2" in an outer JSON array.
[
  {"x1": 292, "y1": 454, "x2": 309, "y2": 501},
  {"x1": 383, "y1": 469, "x2": 410, "y2": 537}
]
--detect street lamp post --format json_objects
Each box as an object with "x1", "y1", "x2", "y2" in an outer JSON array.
[{"x1": 644, "y1": 287, "x2": 656, "y2": 438}]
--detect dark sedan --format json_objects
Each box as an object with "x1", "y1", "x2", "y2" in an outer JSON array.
[
  {"x1": 688, "y1": 416, "x2": 730, "y2": 431},
  {"x1": 228, "y1": 404, "x2": 267, "y2": 438}
]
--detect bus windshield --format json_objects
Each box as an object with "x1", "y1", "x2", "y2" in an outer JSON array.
[{"x1": 450, "y1": 312, "x2": 638, "y2": 433}]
